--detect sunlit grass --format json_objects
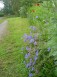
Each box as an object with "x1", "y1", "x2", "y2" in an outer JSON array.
[{"x1": 0, "y1": 17, "x2": 30, "y2": 77}]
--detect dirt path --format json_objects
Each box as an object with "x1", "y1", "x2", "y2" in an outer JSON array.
[{"x1": 0, "y1": 20, "x2": 8, "y2": 38}]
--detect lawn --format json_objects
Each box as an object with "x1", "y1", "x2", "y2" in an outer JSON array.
[{"x1": 0, "y1": 17, "x2": 30, "y2": 77}]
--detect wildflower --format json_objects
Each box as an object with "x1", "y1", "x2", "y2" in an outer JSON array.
[
  {"x1": 27, "y1": 36, "x2": 32, "y2": 40},
  {"x1": 36, "y1": 16, "x2": 39, "y2": 19},
  {"x1": 26, "y1": 59, "x2": 32, "y2": 68},
  {"x1": 29, "y1": 73, "x2": 33, "y2": 77},
  {"x1": 33, "y1": 61, "x2": 36, "y2": 65},
  {"x1": 24, "y1": 34, "x2": 32, "y2": 42},
  {"x1": 35, "y1": 50, "x2": 38, "y2": 56},
  {"x1": 35, "y1": 3, "x2": 40, "y2": 6},
  {"x1": 30, "y1": 26, "x2": 36, "y2": 31},
  {"x1": 31, "y1": 67, "x2": 34, "y2": 71},
  {"x1": 30, "y1": 58, "x2": 32, "y2": 64},
  {"x1": 23, "y1": 34, "x2": 27, "y2": 37},
  {"x1": 34, "y1": 56, "x2": 38, "y2": 61},
  {"x1": 26, "y1": 46, "x2": 31, "y2": 51},
  {"x1": 26, "y1": 63, "x2": 30, "y2": 68},
  {"x1": 32, "y1": 10, "x2": 35, "y2": 12},
  {"x1": 25, "y1": 52, "x2": 30, "y2": 59},
  {"x1": 47, "y1": 47, "x2": 51, "y2": 52},
  {"x1": 30, "y1": 39, "x2": 34, "y2": 43},
  {"x1": 37, "y1": 3, "x2": 40, "y2": 6},
  {"x1": 34, "y1": 41, "x2": 37, "y2": 46}
]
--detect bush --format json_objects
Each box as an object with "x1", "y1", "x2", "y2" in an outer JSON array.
[
  {"x1": 0, "y1": 12, "x2": 4, "y2": 17},
  {"x1": 19, "y1": 6, "x2": 27, "y2": 18}
]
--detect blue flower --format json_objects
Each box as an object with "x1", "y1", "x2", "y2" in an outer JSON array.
[
  {"x1": 33, "y1": 61, "x2": 36, "y2": 65},
  {"x1": 36, "y1": 16, "x2": 39, "y2": 19},
  {"x1": 24, "y1": 34, "x2": 32, "y2": 42},
  {"x1": 27, "y1": 36, "x2": 32, "y2": 40},
  {"x1": 35, "y1": 50, "x2": 38, "y2": 56},
  {"x1": 26, "y1": 63, "x2": 31, "y2": 68},
  {"x1": 26, "y1": 46, "x2": 31, "y2": 51},
  {"x1": 47, "y1": 47, "x2": 51, "y2": 52},
  {"x1": 25, "y1": 52, "x2": 30, "y2": 59},
  {"x1": 24, "y1": 34, "x2": 27, "y2": 37},
  {"x1": 26, "y1": 59, "x2": 32, "y2": 68},
  {"x1": 26, "y1": 63, "x2": 30, "y2": 68},
  {"x1": 30, "y1": 26, "x2": 36, "y2": 31},
  {"x1": 34, "y1": 41, "x2": 37, "y2": 45},
  {"x1": 34, "y1": 56, "x2": 38, "y2": 61},
  {"x1": 29, "y1": 73, "x2": 33, "y2": 77},
  {"x1": 29, "y1": 39, "x2": 34, "y2": 43},
  {"x1": 31, "y1": 67, "x2": 34, "y2": 71},
  {"x1": 30, "y1": 58, "x2": 32, "y2": 64}
]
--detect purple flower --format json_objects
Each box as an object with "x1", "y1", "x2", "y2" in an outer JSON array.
[
  {"x1": 35, "y1": 50, "x2": 38, "y2": 56},
  {"x1": 29, "y1": 73, "x2": 33, "y2": 77},
  {"x1": 36, "y1": 16, "x2": 39, "y2": 19},
  {"x1": 34, "y1": 56, "x2": 38, "y2": 61},
  {"x1": 29, "y1": 39, "x2": 34, "y2": 43},
  {"x1": 26, "y1": 63, "x2": 30, "y2": 68},
  {"x1": 26, "y1": 59, "x2": 32, "y2": 68},
  {"x1": 27, "y1": 36, "x2": 32, "y2": 40},
  {"x1": 30, "y1": 26, "x2": 36, "y2": 31},
  {"x1": 24, "y1": 34, "x2": 27, "y2": 37},
  {"x1": 34, "y1": 41, "x2": 37, "y2": 45},
  {"x1": 25, "y1": 52, "x2": 30, "y2": 59},
  {"x1": 31, "y1": 67, "x2": 34, "y2": 71},
  {"x1": 48, "y1": 47, "x2": 51, "y2": 52},
  {"x1": 26, "y1": 63, "x2": 31, "y2": 68},
  {"x1": 26, "y1": 47, "x2": 31, "y2": 51},
  {"x1": 33, "y1": 61, "x2": 36, "y2": 65},
  {"x1": 24, "y1": 34, "x2": 32, "y2": 42},
  {"x1": 30, "y1": 58, "x2": 32, "y2": 64}
]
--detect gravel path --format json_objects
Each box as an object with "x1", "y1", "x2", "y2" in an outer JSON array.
[{"x1": 0, "y1": 20, "x2": 8, "y2": 38}]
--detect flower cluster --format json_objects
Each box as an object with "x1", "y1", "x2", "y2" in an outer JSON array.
[
  {"x1": 22, "y1": 25, "x2": 55, "y2": 77},
  {"x1": 23, "y1": 26, "x2": 39, "y2": 77}
]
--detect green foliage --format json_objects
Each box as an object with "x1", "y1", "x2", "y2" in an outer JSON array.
[
  {"x1": 0, "y1": 12, "x2": 4, "y2": 17},
  {"x1": 26, "y1": 1, "x2": 57, "y2": 77}
]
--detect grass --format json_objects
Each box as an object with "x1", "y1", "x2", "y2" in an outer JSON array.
[
  {"x1": 0, "y1": 17, "x2": 30, "y2": 77},
  {"x1": 0, "y1": 17, "x2": 6, "y2": 23}
]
